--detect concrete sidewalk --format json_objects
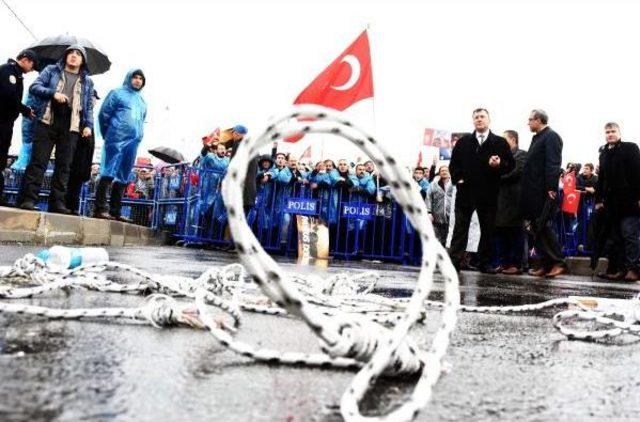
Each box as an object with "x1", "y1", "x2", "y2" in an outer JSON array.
[{"x1": 0, "y1": 206, "x2": 166, "y2": 247}]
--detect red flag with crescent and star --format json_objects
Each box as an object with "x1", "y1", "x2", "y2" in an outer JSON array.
[
  {"x1": 562, "y1": 171, "x2": 581, "y2": 215},
  {"x1": 284, "y1": 30, "x2": 374, "y2": 142},
  {"x1": 294, "y1": 30, "x2": 373, "y2": 110}
]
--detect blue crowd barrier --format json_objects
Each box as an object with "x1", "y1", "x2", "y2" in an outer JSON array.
[{"x1": 2, "y1": 165, "x2": 607, "y2": 265}]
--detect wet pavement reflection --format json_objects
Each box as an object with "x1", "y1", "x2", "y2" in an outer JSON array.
[{"x1": 0, "y1": 245, "x2": 639, "y2": 421}]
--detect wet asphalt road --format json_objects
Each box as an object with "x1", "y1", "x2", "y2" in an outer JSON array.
[{"x1": 0, "y1": 245, "x2": 639, "y2": 421}]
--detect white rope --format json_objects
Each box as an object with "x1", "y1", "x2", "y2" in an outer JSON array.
[{"x1": 221, "y1": 105, "x2": 460, "y2": 422}]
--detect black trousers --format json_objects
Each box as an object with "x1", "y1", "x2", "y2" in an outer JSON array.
[
  {"x1": 531, "y1": 213, "x2": 565, "y2": 270},
  {"x1": 65, "y1": 173, "x2": 84, "y2": 214},
  {"x1": 495, "y1": 226, "x2": 525, "y2": 268},
  {"x1": 0, "y1": 120, "x2": 14, "y2": 199},
  {"x1": 65, "y1": 136, "x2": 95, "y2": 213},
  {"x1": 450, "y1": 202, "x2": 496, "y2": 268},
  {"x1": 20, "y1": 121, "x2": 78, "y2": 207},
  {"x1": 606, "y1": 216, "x2": 640, "y2": 273},
  {"x1": 433, "y1": 222, "x2": 449, "y2": 246}
]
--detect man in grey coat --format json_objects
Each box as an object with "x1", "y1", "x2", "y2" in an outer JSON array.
[
  {"x1": 426, "y1": 165, "x2": 454, "y2": 245},
  {"x1": 495, "y1": 130, "x2": 527, "y2": 274}
]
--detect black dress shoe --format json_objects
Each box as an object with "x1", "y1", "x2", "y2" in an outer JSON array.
[
  {"x1": 459, "y1": 263, "x2": 479, "y2": 272},
  {"x1": 94, "y1": 211, "x2": 113, "y2": 220},
  {"x1": 19, "y1": 202, "x2": 40, "y2": 211},
  {"x1": 479, "y1": 266, "x2": 499, "y2": 274}
]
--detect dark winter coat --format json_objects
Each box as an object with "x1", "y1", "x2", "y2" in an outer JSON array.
[
  {"x1": 496, "y1": 148, "x2": 527, "y2": 227},
  {"x1": 595, "y1": 140, "x2": 640, "y2": 218},
  {"x1": 448, "y1": 131, "x2": 515, "y2": 207},
  {"x1": 29, "y1": 60, "x2": 94, "y2": 130},
  {"x1": 577, "y1": 173, "x2": 598, "y2": 201},
  {"x1": 0, "y1": 59, "x2": 30, "y2": 122},
  {"x1": 520, "y1": 127, "x2": 563, "y2": 220}
]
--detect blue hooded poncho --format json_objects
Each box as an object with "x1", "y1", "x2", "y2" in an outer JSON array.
[{"x1": 98, "y1": 69, "x2": 147, "y2": 183}]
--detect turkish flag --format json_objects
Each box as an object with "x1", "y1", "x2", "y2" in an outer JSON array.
[
  {"x1": 284, "y1": 31, "x2": 373, "y2": 143},
  {"x1": 562, "y1": 190, "x2": 581, "y2": 215},
  {"x1": 294, "y1": 30, "x2": 373, "y2": 110},
  {"x1": 562, "y1": 172, "x2": 577, "y2": 192}
]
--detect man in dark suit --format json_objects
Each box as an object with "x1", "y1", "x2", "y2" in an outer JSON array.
[
  {"x1": 449, "y1": 108, "x2": 515, "y2": 272},
  {"x1": 495, "y1": 130, "x2": 528, "y2": 274},
  {"x1": 594, "y1": 122, "x2": 640, "y2": 282},
  {"x1": 520, "y1": 109, "x2": 567, "y2": 278}
]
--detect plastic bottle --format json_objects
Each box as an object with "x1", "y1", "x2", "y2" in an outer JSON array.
[{"x1": 36, "y1": 246, "x2": 109, "y2": 269}]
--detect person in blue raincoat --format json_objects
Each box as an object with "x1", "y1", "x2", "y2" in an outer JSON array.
[
  {"x1": 346, "y1": 164, "x2": 377, "y2": 252},
  {"x1": 94, "y1": 69, "x2": 147, "y2": 222},
  {"x1": 199, "y1": 142, "x2": 229, "y2": 224},
  {"x1": 10, "y1": 93, "x2": 37, "y2": 171},
  {"x1": 269, "y1": 153, "x2": 292, "y2": 243},
  {"x1": 308, "y1": 161, "x2": 336, "y2": 224},
  {"x1": 412, "y1": 167, "x2": 430, "y2": 199}
]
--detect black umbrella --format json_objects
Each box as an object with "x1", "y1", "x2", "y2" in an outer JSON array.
[
  {"x1": 27, "y1": 34, "x2": 111, "y2": 75},
  {"x1": 148, "y1": 147, "x2": 185, "y2": 164}
]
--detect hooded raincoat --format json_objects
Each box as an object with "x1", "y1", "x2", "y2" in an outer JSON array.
[{"x1": 98, "y1": 69, "x2": 147, "y2": 183}]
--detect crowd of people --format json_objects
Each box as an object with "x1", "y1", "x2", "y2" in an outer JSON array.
[{"x1": 2, "y1": 48, "x2": 639, "y2": 282}]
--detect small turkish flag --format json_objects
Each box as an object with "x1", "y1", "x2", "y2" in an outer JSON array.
[
  {"x1": 294, "y1": 30, "x2": 373, "y2": 110},
  {"x1": 562, "y1": 190, "x2": 581, "y2": 215},
  {"x1": 562, "y1": 172, "x2": 577, "y2": 191}
]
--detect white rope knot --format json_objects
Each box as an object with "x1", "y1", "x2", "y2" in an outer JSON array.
[
  {"x1": 140, "y1": 294, "x2": 202, "y2": 329},
  {"x1": 320, "y1": 271, "x2": 379, "y2": 296},
  {"x1": 0, "y1": 254, "x2": 49, "y2": 283},
  {"x1": 321, "y1": 316, "x2": 423, "y2": 376}
]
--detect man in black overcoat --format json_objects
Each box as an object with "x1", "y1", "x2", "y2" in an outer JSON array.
[
  {"x1": 520, "y1": 109, "x2": 567, "y2": 278},
  {"x1": 449, "y1": 108, "x2": 515, "y2": 272},
  {"x1": 495, "y1": 130, "x2": 528, "y2": 274},
  {"x1": 594, "y1": 122, "x2": 640, "y2": 282}
]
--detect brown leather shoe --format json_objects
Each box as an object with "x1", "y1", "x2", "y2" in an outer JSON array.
[
  {"x1": 94, "y1": 211, "x2": 113, "y2": 220},
  {"x1": 545, "y1": 265, "x2": 567, "y2": 278},
  {"x1": 623, "y1": 269, "x2": 640, "y2": 282},
  {"x1": 502, "y1": 266, "x2": 523, "y2": 275},
  {"x1": 528, "y1": 268, "x2": 547, "y2": 277}
]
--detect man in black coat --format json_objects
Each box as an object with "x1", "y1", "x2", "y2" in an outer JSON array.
[
  {"x1": 594, "y1": 122, "x2": 640, "y2": 282},
  {"x1": 449, "y1": 108, "x2": 515, "y2": 272},
  {"x1": 520, "y1": 109, "x2": 567, "y2": 278},
  {"x1": 0, "y1": 50, "x2": 37, "y2": 204},
  {"x1": 495, "y1": 130, "x2": 527, "y2": 274}
]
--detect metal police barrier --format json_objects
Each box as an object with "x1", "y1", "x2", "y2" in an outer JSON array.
[
  {"x1": 154, "y1": 163, "x2": 192, "y2": 234},
  {"x1": 1, "y1": 166, "x2": 616, "y2": 265},
  {"x1": 3, "y1": 168, "x2": 55, "y2": 211},
  {"x1": 252, "y1": 179, "x2": 312, "y2": 253},
  {"x1": 178, "y1": 167, "x2": 231, "y2": 246},
  {"x1": 80, "y1": 166, "x2": 156, "y2": 226}
]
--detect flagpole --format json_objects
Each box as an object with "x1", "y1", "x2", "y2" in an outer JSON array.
[{"x1": 366, "y1": 23, "x2": 383, "y2": 201}]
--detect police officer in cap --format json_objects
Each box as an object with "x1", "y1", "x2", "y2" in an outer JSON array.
[{"x1": 0, "y1": 49, "x2": 38, "y2": 204}]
